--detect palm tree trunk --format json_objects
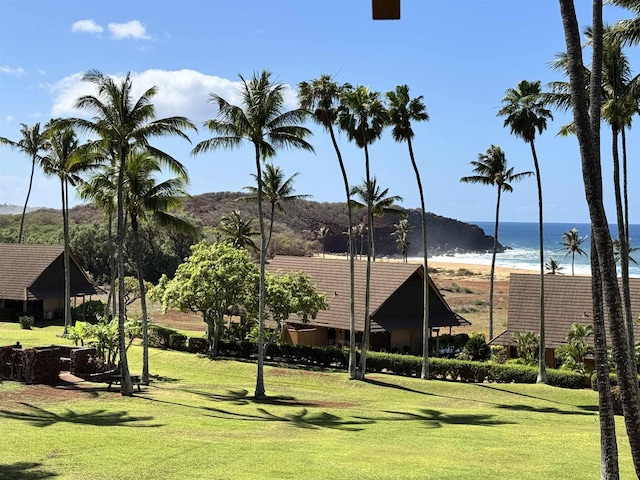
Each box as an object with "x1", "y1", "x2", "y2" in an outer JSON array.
[
  {"x1": 559, "y1": 3, "x2": 640, "y2": 473},
  {"x1": 328, "y1": 125, "x2": 357, "y2": 380},
  {"x1": 131, "y1": 215, "x2": 150, "y2": 384},
  {"x1": 105, "y1": 211, "x2": 116, "y2": 318},
  {"x1": 613, "y1": 127, "x2": 636, "y2": 376},
  {"x1": 18, "y1": 156, "x2": 37, "y2": 244},
  {"x1": 529, "y1": 142, "x2": 547, "y2": 384},
  {"x1": 62, "y1": 178, "x2": 72, "y2": 335},
  {"x1": 407, "y1": 138, "x2": 430, "y2": 379},
  {"x1": 489, "y1": 187, "x2": 501, "y2": 341},
  {"x1": 591, "y1": 234, "x2": 620, "y2": 480},
  {"x1": 254, "y1": 145, "x2": 267, "y2": 399},
  {"x1": 116, "y1": 148, "x2": 133, "y2": 396},
  {"x1": 357, "y1": 141, "x2": 373, "y2": 380}
]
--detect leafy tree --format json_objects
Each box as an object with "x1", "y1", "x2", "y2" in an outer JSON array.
[
  {"x1": 511, "y1": 331, "x2": 539, "y2": 366},
  {"x1": 560, "y1": 228, "x2": 587, "y2": 275},
  {"x1": 193, "y1": 70, "x2": 313, "y2": 398},
  {"x1": 461, "y1": 332, "x2": 491, "y2": 362},
  {"x1": 559, "y1": 3, "x2": 640, "y2": 474},
  {"x1": 298, "y1": 75, "x2": 358, "y2": 379},
  {"x1": 498, "y1": 79, "x2": 552, "y2": 384},
  {"x1": 71, "y1": 69, "x2": 195, "y2": 396},
  {"x1": 243, "y1": 163, "x2": 310, "y2": 252},
  {"x1": 386, "y1": 84, "x2": 431, "y2": 378},
  {"x1": 150, "y1": 242, "x2": 258, "y2": 357},
  {"x1": 461, "y1": 145, "x2": 532, "y2": 340},
  {"x1": 556, "y1": 323, "x2": 593, "y2": 372},
  {"x1": 0, "y1": 123, "x2": 47, "y2": 243}
]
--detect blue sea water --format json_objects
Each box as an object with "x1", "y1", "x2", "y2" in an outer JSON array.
[{"x1": 426, "y1": 221, "x2": 640, "y2": 278}]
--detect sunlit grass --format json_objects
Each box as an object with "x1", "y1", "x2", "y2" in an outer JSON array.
[{"x1": 0, "y1": 323, "x2": 635, "y2": 479}]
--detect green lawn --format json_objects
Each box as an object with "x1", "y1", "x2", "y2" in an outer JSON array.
[{"x1": 0, "y1": 323, "x2": 635, "y2": 480}]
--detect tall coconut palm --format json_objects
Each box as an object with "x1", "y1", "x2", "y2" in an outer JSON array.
[
  {"x1": 350, "y1": 177, "x2": 403, "y2": 261},
  {"x1": 298, "y1": 75, "x2": 359, "y2": 379},
  {"x1": 71, "y1": 69, "x2": 195, "y2": 396},
  {"x1": 385, "y1": 84, "x2": 431, "y2": 378},
  {"x1": 560, "y1": 228, "x2": 588, "y2": 275},
  {"x1": 243, "y1": 163, "x2": 310, "y2": 252},
  {"x1": 559, "y1": 3, "x2": 640, "y2": 474},
  {"x1": 544, "y1": 258, "x2": 564, "y2": 275},
  {"x1": 392, "y1": 218, "x2": 411, "y2": 262},
  {"x1": 193, "y1": 70, "x2": 313, "y2": 399},
  {"x1": 122, "y1": 147, "x2": 193, "y2": 384},
  {"x1": 461, "y1": 145, "x2": 532, "y2": 340},
  {"x1": 0, "y1": 123, "x2": 47, "y2": 243},
  {"x1": 338, "y1": 86, "x2": 387, "y2": 379},
  {"x1": 497, "y1": 80, "x2": 552, "y2": 384},
  {"x1": 218, "y1": 210, "x2": 259, "y2": 252}
]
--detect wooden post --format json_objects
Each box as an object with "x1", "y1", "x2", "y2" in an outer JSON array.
[{"x1": 372, "y1": 0, "x2": 400, "y2": 20}]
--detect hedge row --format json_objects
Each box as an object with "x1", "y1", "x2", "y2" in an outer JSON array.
[
  {"x1": 152, "y1": 326, "x2": 584, "y2": 389},
  {"x1": 591, "y1": 372, "x2": 640, "y2": 391},
  {"x1": 366, "y1": 351, "x2": 585, "y2": 389}
]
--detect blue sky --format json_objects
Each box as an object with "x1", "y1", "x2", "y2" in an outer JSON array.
[{"x1": 1, "y1": 0, "x2": 639, "y2": 224}]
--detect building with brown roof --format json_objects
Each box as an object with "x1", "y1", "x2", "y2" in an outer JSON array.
[
  {"x1": 0, "y1": 244, "x2": 101, "y2": 320},
  {"x1": 265, "y1": 256, "x2": 470, "y2": 353},
  {"x1": 493, "y1": 273, "x2": 640, "y2": 366}
]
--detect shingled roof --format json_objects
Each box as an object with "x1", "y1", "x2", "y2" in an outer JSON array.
[
  {"x1": 266, "y1": 256, "x2": 469, "y2": 333},
  {"x1": 0, "y1": 244, "x2": 100, "y2": 301},
  {"x1": 494, "y1": 273, "x2": 640, "y2": 348}
]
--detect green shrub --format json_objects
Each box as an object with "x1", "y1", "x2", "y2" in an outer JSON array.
[
  {"x1": 149, "y1": 324, "x2": 180, "y2": 349},
  {"x1": 490, "y1": 345, "x2": 508, "y2": 364},
  {"x1": 72, "y1": 300, "x2": 105, "y2": 324},
  {"x1": 168, "y1": 333, "x2": 187, "y2": 351},
  {"x1": 19, "y1": 315, "x2": 34, "y2": 330},
  {"x1": 591, "y1": 372, "x2": 640, "y2": 391},
  {"x1": 188, "y1": 337, "x2": 208, "y2": 354},
  {"x1": 460, "y1": 332, "x2": 491, "y2": 361}
]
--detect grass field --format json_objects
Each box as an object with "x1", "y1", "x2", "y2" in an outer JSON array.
[{"x1": 0, "y1": 322, "x2": 635, "y2": 480}]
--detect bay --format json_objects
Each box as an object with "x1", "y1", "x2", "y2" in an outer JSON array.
[{"x1": 426, "y1": 221, "x2": 640, "y2": 278}]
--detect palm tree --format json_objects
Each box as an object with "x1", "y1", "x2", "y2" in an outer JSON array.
[
  {"x1": 498, "y1": 79, "x2": 552, "y2": 384},
  {"x1": 560, "y1": 228, "x2": 588, "y2": 275},
  {"x1": 193, "y1": 70, "x2": 313, "y2": 399},
  {"x1": 40, "y1": 121, "x2": 99, "y2": 334},
  {"x1": 613, "y1": 238, "x2": 638, "y2": 265},
  {"x1": 122, "y1": 147, "x2": 193, "y2": 384},
  {"x1": 71, "y1": 69, "x2": 195, "y2": 396},
  {"x1": 243, "y1": 163, "x2": 310, "y2": 252},
  {"x1": 298, "y1": 75, "x2": 359, "y2": 379},
  {"x1": 461, "y1": 145, "x2": 532, "y2": 340},
  {"x1": 338, "y1": 85, "x2": 387, "y2": 379},
  {"x1": 385, "y1": 84, "x2": 431, "y2": 378},
  {"x1": 392, "y1": 218, "x2": 411, "y2": 262},
  {"x1": 0, "y1": 123, "x2": 47, "y2": 243},
  {"x1": 544, "y1": 258, "x2": 564, "y2": 275},
  {"x1": 350, "y1": 177, "x2": 403, "y2": 261},
  {"x1": 218, "y1": 210, "x2": 259, "y2": 252},
  {"x1": 316, "y1": 226, "x2": 329, "y2": 258},
  {"x1": 559, "y1": 4, "x2": 640, "y2": 474}
]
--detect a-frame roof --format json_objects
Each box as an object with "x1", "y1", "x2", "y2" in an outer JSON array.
[
  {"x1": 494, "y1": 273, "x2": 640, "y2": 348},
  {"x1": 0, "y1": 244, "x2": 100, "y2": 301},
  {"x1": 266, "y1": 256, "x2": 468, "y2": 333}
]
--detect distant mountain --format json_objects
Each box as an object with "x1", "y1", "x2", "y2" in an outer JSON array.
[{"x1": 0, "y1": 204, "x2": 44, "y2": 215}]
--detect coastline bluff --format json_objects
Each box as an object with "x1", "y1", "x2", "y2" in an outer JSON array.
[{"x1": 183, "y1": 193, "x2": 501, "y2": 257}]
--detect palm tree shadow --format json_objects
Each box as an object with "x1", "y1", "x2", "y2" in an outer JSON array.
[
  {"x1": 363, "y1": 377, "x2": 435, "y2": 396},
  {"x1": 180, "y1": 388, "x2": 319, "y2": 407},
  {"x1": 0, "y1": 462, "x2": 57, "y2": 480},
  {"x1": 357, "y1": 408, "x2": 515, "y2": 428},
  {"x1": 473, "y1": 384, "x2": 597, "y2": 413},
  {"x1": 204, "y1": 406, "x2": 374, "y2": 431},
  {"x1": 0, "y1": 403, "x2": 163, "y2": 428},
  {"x1": 495, "y1": 404, "x2": 597, "y2": 415}
]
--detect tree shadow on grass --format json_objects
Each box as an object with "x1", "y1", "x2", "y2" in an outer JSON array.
[
  {"x1": 204, "y1": 406, "x2": 373, "y2": 431},
  {"x1": 0, "y1": 462, "x2": 57, "y2": 480},
  {"x1": 181, "y1": 388, "x2": 320, "y2": 407},
  {"x1": 0, "y1": 403, "x2": 163, "y2": 428},
  {"x1": 148, "y1": 374, "x2": 181, "y2": 383},
  {"x1": 356, "y1": 409, "x2": 516, "y2": 428},
  {"x1": 495, "y1": 404, "x2": 597, "y2": 415},
  {"x1": 473, "y1": 384, "x2": 598, "y2": 413}
]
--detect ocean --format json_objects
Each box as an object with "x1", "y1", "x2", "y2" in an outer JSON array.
[{"x1": 425, "y1": 221, "x2": 640, "y2": 278}]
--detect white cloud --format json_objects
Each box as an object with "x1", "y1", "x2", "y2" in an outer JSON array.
[
  {"x1": 37, "y1": 69, "x2": 47, "y2": 76},
  {"x1": 108, "y1": 20, "x2": 151, "y2": 40},
  {"x1": 4, "y1": 115, "x2": 14, "y2": 122},
  {"x1": 71, "y1": 19, "x2": 104, "y2": 34},
  {"x1": 48, "y1": 69, "x2": 298, "y2": 124},
  {"x1": 0, "y1": 66, "x2": 25, "y2": 76}
]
